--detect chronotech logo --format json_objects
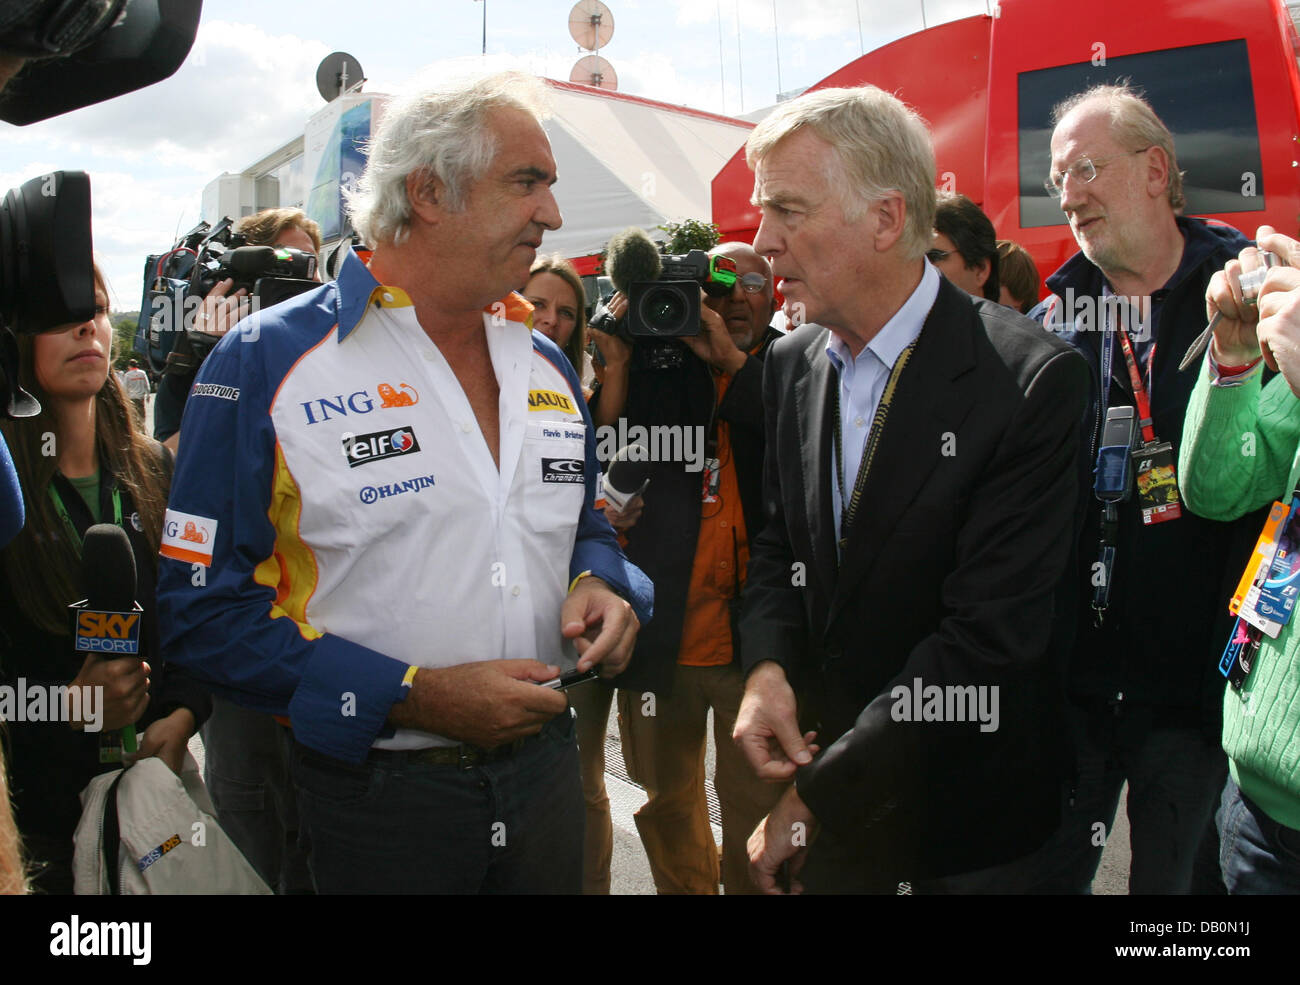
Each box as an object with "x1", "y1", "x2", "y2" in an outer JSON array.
[{"x1": 542, "y1": 458, "x2": 584, "y2": 483}]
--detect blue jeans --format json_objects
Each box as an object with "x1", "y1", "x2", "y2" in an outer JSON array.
[
  {"x1": 1024, "y1": 701, "x2": 1226, "y2": 894},
  {"x1": 202, "y1": 696, "x2": 312, "y2": 894},
  {"x1": 1217, "y1": 778, "x2": 1300, "y2": 894},
  {"x1": 292, "y1": 711, "x2": 583, "y2": 894}
]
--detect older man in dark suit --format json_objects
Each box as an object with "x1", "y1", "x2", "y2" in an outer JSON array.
[{"x1": 733, "y1": 84, "x2": 1090, "y2": 893}]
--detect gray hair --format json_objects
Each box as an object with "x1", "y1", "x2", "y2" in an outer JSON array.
[
  {"x1": 745, "y1": 85, "x2": 936, "y2": 259},
  {"x1": 346, "y1": 72, "x2": 552, "y2": 246},
  {"x1": 1051, "y1": 83, "x2": 1185, "y2": 213}
]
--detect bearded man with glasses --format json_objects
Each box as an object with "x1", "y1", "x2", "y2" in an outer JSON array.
[{"x1": 1028, "y1": 83, "x2": 1261, "y2": 894}]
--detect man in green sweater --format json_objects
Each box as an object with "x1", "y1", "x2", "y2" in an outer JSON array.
[{"x1": 1179, "y1": 223, "x2": 1300, "y2": 893}]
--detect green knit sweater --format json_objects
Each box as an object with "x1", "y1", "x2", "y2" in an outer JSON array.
[{"x1": 1179, "y1": 364, "x2": 1300, "y2": 830}]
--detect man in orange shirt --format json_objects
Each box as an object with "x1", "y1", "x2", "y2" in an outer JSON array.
[{"x1": 589, "y1": 242, "x2": 784, "y2": 893}]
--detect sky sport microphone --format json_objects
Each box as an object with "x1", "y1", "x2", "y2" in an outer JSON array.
[
  {"x1": 605, "y1": 227, "x2": 663, "y2": 297},
  {"x1": 76, "y1": 524, "x2": 142, "y2": 754},
  {"x1": 604, "y1": 445, "x2": 653, "y2": 512}
]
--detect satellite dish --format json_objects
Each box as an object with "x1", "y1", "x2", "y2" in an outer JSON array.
[
  {"x1": 316, "y1": 51, "x2": 366, "y2": 102},
  {"x1": 570, "y1": 54, "x2": 618, "y2": 90},
  {"x1": 568, "y1": 0, "x2": 614, "y2": 51}
]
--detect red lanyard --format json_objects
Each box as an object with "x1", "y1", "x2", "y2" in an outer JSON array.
[{"x1": 1116, "y1": 329, "x2": 1157, "y2": 444}]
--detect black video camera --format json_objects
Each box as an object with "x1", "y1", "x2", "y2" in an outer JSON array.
[
  {"x1": 0, "y1": 0, "x2": 203, "y2": 421},
  {"x1": 0, "y1": 170, "x2": 95, "y2": 418},
  {"x1": 625, "y1": 250, "x2": 738, "y2": 339},
  {"x1": 592, "y1": 249, "x2": 739, "y2": 371},
  {"x1": 137, "y1": 217, "x2": 318, "y2": 378}
]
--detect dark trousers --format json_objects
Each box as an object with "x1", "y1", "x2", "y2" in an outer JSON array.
[
  {"x1": 1024, "y1": 700, "x2": 1226, "y2": 894},
  {"x1": 292, "y1": 711, "x2": 583, "y2": 894}
]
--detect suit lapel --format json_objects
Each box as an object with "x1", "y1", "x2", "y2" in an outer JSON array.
[
  {"x1": 827, "y1": 282, "x2": 980, "y2": 627},
  {"x1": 793, "y1": 328, "x2": 839, "y2": 598}
]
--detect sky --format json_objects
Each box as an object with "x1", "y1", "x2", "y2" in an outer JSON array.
[{"x1": 0, "y1": 0, "x2": 991, "y2": 312}]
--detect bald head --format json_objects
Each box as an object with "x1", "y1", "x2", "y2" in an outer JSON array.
[{"x1": 707, "y1": 241, "x2": 776, "y2": 349}]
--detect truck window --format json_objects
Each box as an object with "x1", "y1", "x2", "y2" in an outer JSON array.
[{"x1": 1018, "y1": 39, "x2": 1264, "y2": 228}]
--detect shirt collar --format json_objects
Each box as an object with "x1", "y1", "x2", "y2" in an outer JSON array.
[
  {"x1": 333, "y1": 247, "x2": 538, "y2": 342},
  {"x1": 825, "y1": 259, "x2": 940, "y2": 372}
]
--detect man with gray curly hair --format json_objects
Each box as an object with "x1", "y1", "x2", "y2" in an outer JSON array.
[
  {"x1": 158, "y1": 71, "x2": 651, "y2": 893},
  {"x1": 732, "y1": 84, "x2": 1089, "y2": 893}
]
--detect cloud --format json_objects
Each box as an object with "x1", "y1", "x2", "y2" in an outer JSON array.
[{"x1": 15, "y1": 20, "x2": 330, "y2": 176}]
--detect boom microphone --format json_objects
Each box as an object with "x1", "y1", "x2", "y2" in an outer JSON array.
[
  {"x1": 605, "y1": 227, "x2": 662, "y2": 297},
  {"x1": 77, "y1": 524, "x2": 141, "y2": 753},
  {"x1": 604, "y1": 444, "x2": 654, "y2": 512}
]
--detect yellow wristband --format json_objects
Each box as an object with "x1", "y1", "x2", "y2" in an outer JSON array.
[
  {"x1": 568, "y1": 570, "x2": 593, "y2": 594},
  {"x1": 401, "y1": 665, "x2": 419, "y2": 689}
]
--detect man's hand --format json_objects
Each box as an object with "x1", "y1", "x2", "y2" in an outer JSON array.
[
  {"x1": 195, "y1": 278, "x2": 252, "y2": 339},
  {"x1": 561, "y1": 575, "x2": 639, "y2": 677},
  {"x1": 733, "y1": 660, "x2": 818, "y2": 781},
  {"x1": 748, "y1": 785, "x2": 817, "y2": 894},
  {"x1": 603, "y1": 497, "x2": 643, "y2": 532},
  {"x1": 391, "y1": 660, "x2": 568, "y2": 748},
  {"x1": 129, "y1": 707, "x2": 196, "y2": 775},
  {"x1": 589, "y1": 292, "x2": 633, "y2": 370},
  {"x1": 683, "y1": 295, "x2": 747, "y2": 375},
  {"x1": 69, "y1": 654, "x2": 150, "y2": 732},
  {"x1": 1207, "y1": 226, "x2": 1300, "y2": 368}
]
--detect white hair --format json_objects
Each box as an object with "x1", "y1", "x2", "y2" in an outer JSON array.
[
  {"x1": 346, "y1": 71, "x2": 552, "y2": 246},
  {"x1": 746, "y1": 85, "x2": 936, "y2": 259}
]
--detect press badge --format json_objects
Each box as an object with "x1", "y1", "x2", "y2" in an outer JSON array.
[
  {"x1": 701, "y1": 456, "x2": 721, "y2": 503},
  {"x1": 99, "y1": 731, "x2": 123, "y2": 764},
  {"x1": 1239, "y1": 496, "x2": 1300, "y2": 638},
  {"x1": 1218, "y1": 618, "x2": 1262, "y2": 691},
  {"x1": 1132, "y1": 441, "x2": 1182, "y2": 525}
]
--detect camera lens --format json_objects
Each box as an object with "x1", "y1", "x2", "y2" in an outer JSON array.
[{"x1": 640, "y1": 286, "x2": 687, "y2": 335}]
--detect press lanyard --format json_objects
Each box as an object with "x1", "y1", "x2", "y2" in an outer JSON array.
[
  {"x1": 833, "y1": 342, "x2": 916, "y2": 554},
  {"x1": 1117, "y1": 329, "x2": 1158, "y2": 444},
  {"x1": 47, "y1": 479, "x2": 123, "y2": 549}
]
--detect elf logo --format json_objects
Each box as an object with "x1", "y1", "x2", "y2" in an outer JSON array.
[{"x1": 342, "y1": 426, "x2": 421, "y2": 468}]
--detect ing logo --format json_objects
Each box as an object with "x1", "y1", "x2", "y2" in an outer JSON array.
[{"x1": 378, "y1": 382, "x2": 418, "y2": 408}]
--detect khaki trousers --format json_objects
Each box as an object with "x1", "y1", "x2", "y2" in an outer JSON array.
[{"x1": 617, "y1": 663, "x2": 787, "y2": 894}]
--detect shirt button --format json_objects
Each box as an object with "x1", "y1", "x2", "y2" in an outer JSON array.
[
  {"x1": 720, "y1": 520, "x2": 728, "y2": 528},
  {"x1": 855, "y1": 416, "x2": 865, "y2": 428},
  {"x1": 511, "y1": 585, "x2": 521, "y2": 597},
  {"x1": 461, "y1": 422, "x2": 472, "y2": 433},
  {"x1": 382, "y1": 292, "x2": 394, "y2": 303},
  {"x1": 423, "y1": 351, "x2": 437, "y2": 362},
  {"x1": 721, "y1": 561, "x2": 729, "y2": 568}
]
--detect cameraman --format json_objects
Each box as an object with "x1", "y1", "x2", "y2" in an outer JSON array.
[
  {"x1": 588, "y1": 242, "x2": 786, "y2": 893},
  {"x1": 153, "y1": 207, "x2": 321, "y2": 453}
]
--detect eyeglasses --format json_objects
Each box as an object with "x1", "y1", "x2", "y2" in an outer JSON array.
[
  {"x1": 738, "y1": 272, "x2": 767, "y2": 294},
  {"x1": 925, "y1": 248, "x2": 952, "y2": 263},
  {"x1": 1043, "y1": 147, "x2": 1152, "y2": 198}
]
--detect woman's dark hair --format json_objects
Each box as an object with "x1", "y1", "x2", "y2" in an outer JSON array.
[{"x1": 0, "y1": 265, "x2": 170, "y2": 634}]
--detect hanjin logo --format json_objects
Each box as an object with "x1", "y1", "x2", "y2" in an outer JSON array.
[
  {"x1": 342, "y1": 426, "x2": 421, "y2": 468},
  {"x1": 542, "y1": 458, "x2": 584, "y2": 483}
]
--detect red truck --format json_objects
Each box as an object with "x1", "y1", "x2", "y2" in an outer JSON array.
[{"x1": 712, "y1": 0, "x2": 1300, "y2": 292}]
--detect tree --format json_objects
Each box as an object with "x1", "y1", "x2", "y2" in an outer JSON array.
[
  {"x1": 112, "y1": 313, "x2": 140, "y2": 371},
  {"x1": 657, "y1": 218, "x2": 720, "y2": 254}
]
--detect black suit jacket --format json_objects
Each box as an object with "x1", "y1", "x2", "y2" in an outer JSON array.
[{"x1": 739, "y1": 279, "x2": 1090, "y2": 885}]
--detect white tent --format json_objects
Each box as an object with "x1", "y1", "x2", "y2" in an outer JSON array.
[{"x1": 538, "y1": 80, "x2": 753, "y2": 261}]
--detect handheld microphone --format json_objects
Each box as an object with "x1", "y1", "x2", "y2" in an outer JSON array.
[
  {"x1": 76, "y1": 524, "x2": 142, "y2": 754},
  {"x1": 604, "y1": 444, "x2": 653, "y2": 512},
  {"x1": 605, "y1": 227, "x2": 662, "y2": 297}
]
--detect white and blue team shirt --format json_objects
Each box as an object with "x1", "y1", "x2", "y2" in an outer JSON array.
[{"x1": 157, "y1": 249, "x2": 652, "y2": 763}]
